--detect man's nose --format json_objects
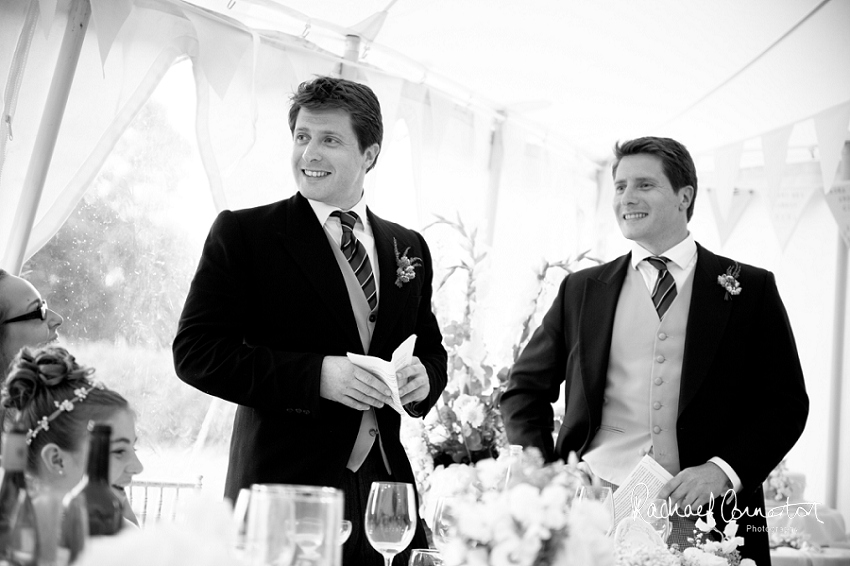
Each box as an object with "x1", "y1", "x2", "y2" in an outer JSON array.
[{"x1": 302, "y1": 140, "x2": 321, "y2": 162}]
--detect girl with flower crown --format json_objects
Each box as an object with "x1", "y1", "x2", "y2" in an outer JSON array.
[{"x1": 1, "y1": 345, "x2": 144, "y2": 528}]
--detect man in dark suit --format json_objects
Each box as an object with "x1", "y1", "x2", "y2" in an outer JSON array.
[
  {"x1": 500, "y1": 136, "x2": 808, "y2": 565},
  {"x1": 173, "y1": 76, "x2": 447, "y2": 565}
]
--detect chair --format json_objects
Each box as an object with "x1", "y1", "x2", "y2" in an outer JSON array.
[{"x1": 127, "y1": 475, "x2": 203, "y2": 527}]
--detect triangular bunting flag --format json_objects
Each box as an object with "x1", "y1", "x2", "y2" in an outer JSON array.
[
  {"x1": 708, "y1": 187, "x2": 752, "y2": 247},
  {"x1": 768, "y1": 181, "x2": 817, "y2": 250},
  {"x1": 813, "y1": 101, "x2": 850, "y2": 192},
  {"x1": 90, "y1": 0, "x2": 132, "y2": 67},
  {"x1": 825, "y1": 180, "x2": 850, "y2": 248},
  {"x1": 185, "y1": 12, "x2": 253, "y2": 100},
  {"x1": 762, "y1": 124, "x2": 793, "y2": 201},
  {"x1": 37, "y1": 0, "x2": 58, "y2": 39},
  {"x1": 712, "y1": 142, "x2": 744, "y2": 221}
]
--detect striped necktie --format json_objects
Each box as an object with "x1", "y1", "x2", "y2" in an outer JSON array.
[
  {"x1": 645, "y1": 256, "x2": 677, "y2": 319},
  {"x1": 332, "y1": 210, "x2": 378, "y2": 312}
]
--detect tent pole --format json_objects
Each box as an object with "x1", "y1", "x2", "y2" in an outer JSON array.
[
  {"x1": 341, "y1": 34, "x2": 360, "y2": 79},
  {"x1": 6, "y1": 0, "x2": 91, "y2": 274},
  {"x1": 826, "y1": 141, "x2": 850, "y2": 509},
  {"x1": 483, "y1": 112, "x2": 505, "y2": 247}
]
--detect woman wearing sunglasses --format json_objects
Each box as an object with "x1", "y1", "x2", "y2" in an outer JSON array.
[{"x1": 0, "y1": 269, "x2": 64, "y2": 380}]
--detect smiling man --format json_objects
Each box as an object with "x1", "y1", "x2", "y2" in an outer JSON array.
[
  {"x1": 501, "y1": 136, "x2": 808, "y2": 564},
  {"x1": 173, "y1": 77, "x2": 446, "y2": 566}
]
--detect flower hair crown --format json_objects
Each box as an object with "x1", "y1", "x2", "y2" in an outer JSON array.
[{"x1": 26, "y1": 380, "x2": 106, "y2": 445}]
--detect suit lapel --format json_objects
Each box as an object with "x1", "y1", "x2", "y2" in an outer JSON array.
[
  {"x1": 368, "y1": 212, "x2": 412, "y2": 356},
  {"x1": 678, "y1": 244, "x2": 732, "y2": 416},
  {"x1": 579, "y1": 254, "x2": 630, "y2": 422},
  {"x1": 278, "y1": 193, "x2": 363, "y2": 352}
]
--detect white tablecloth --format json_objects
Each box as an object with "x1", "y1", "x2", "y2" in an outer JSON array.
[{"x1": 770, "y1": 547, "x2": 850, "y2": 566}]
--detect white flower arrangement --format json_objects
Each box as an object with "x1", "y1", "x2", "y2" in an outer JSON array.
[
  {"x1": 432, "y1": 448, "x2": 615, "y2": 566},
  {"x1": 682, "y1": 515, "x2": 756, "y2": 566}
]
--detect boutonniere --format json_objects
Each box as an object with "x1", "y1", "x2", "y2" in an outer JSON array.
[
  {"x1": 717, "y1": 261, "x2": 742, "y2": 300},
  {"x1": 393, "y1": 238, "x2": 422, "y2": 288}
]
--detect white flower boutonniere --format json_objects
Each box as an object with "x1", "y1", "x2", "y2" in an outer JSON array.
[
  {"x1": 717, "y1": 262, "x2": 742, "y2": 301},
  {"x1": 393, "y1": 238, "x2": 422, "y2": 288}
]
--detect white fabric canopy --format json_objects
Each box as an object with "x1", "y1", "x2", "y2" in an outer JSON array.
[{"x1": 1, "y1": 0, "x2": 849, "y2": 521}]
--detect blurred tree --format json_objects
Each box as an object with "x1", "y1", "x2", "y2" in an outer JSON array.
[{"x1": 23, "y1": 100, "x2": 197, "y2": 348}]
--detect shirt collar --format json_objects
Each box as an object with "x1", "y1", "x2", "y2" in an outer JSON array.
[
  {"x1": 629, "y1": 233, "x2": 697, "y2": 270},
  {"x1": 306, "y1": 193, "x2": 370, "y2": 229}
]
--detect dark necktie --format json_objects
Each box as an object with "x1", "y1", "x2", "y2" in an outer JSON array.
[
  {"x1": 332, "y1": 210, "x2": 378, "y2": 312},
  {"x1": 645, "y1": 256, "x2": 677, "y2": 319}
]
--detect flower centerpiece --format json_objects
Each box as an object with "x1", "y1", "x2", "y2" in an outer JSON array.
[
  {"x1": 679, "y1": 515, "x2": 756, "y2": 566},
  {"x1": 434, "y1": 448, "x2": 615, "y2": 566}
]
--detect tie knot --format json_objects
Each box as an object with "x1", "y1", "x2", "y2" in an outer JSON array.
[
  {"x1": 332, "y1": 210, "x2": 359, "y2": 231},
  {"x1": 645, "y1": 256, "x2": 671, "y2": 272}
]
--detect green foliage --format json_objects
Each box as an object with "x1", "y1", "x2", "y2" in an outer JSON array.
[
  {"x1": 65, "y1": 340, "x2": 233, "y2": 449},
  {"x1": 22, "y1": 101, "x2": 198, "y2": 348}
]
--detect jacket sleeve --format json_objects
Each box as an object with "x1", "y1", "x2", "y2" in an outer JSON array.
[
  {"x1": 407, "y1": 230, "x2": 448, "y2": 417},
  {"x1": 500, "y1": 275, "x2": 570, "y2": 461},
  {"x1": 172, "y1": 210, "x2": 325, "y2": 414}
]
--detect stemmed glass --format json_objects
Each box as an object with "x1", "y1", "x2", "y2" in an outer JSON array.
[
  {"x1": 578, "y1": 486, "x2": 615, "y2": 534},
  {"x1": 430, "y1": 497, "x2": 456, "y2": 551},
  {"x1": 365, "y1": 482, "x2": 416, "y2": 566},
  {"x1": 409, "y1": 548, "x2": 443, "y2": 566},
  {"x1": 293, "y1": 517, "x2": 325, "y2": 560},
  {"x1": 641, "y1": 498, "x2": 671, "y2": 543}
]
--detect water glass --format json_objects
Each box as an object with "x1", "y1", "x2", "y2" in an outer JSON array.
[
  {"x1": 430, "y1": 497, "x2": 457, "y2": 551},
  {"x1": 245, "y1": 484, "x2": 343, "y2": 566},
  {"x1": 409, "y1": 548, "x2": 443, "y2": 566},
  {"x1": 642, "y1": 498, "x2": 671, "y2": 543},
  {"x1": 578, "y1": 486, "x2": 615, "y2": 533}
]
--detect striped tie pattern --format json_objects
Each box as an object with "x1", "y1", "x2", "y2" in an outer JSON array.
[
  {"x1": 332, "y1": 210, "x2": 378, "y2": 311},
  {"x1": 645, "y1": 256, "x2": 677, "y2": 319}
]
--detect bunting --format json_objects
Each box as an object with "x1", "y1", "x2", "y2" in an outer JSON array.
[
  {"x1": 708, "y1": 188, "x2": 752, "y2": 247},
  {"x1": 90, "y1": 0, "x2": 132, "y2": 67},
  {"x1": 814, "y1": 101, "x2": 850, "y2": 192},
  {"x1": 185, "y1": 11, "x2": 253, "y2": 100},
  {"x1": 712, "y1": 142, "x2": 744, "y2": 220},
  {"x1": 825, "y1": 180, "x2": 850, "y2": 248}
]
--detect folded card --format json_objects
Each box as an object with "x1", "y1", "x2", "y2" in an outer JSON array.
[{"x1": 347, "y1": 334, "x2": 417, "y2": 415}]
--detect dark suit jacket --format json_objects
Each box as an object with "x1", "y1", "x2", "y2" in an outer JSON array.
[
  {"x1": 172, "y1": 192, "x2": 447, "y2": 502},
  {"x1": 501, "y1": 243, "x2": 808, "y2": 564}
]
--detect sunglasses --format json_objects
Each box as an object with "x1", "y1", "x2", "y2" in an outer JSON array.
[{"x1": 2, "y1": 300, "x2": 48, "y2": 325}]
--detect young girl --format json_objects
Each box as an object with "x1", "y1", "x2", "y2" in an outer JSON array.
[{"x1": 1, "y1": 345, "x2": 144, "y2": 528}]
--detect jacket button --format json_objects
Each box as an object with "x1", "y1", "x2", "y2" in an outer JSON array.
[
  {"x1": 656, "y1": 355, "x2": 665, "y2": 363},
  {"x1": 653, "y1": 402, "x2": 662, "y2": 410},
  {"x1": 653, "y1": 425, "x2": 661, "y2": 434},
  {"x1": 369, "y1": 314, "x2": 377, "y2": 322},
  {"x1": 658, "y1": 332, "x2": 667, "y2": 340},
  {"x1": 654, "y1": 378, "x2": 663, "y2": 385}
]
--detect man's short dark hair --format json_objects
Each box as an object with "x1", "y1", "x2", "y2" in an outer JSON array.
[
  {"x1": 288, "y1": 76, "x2": 383, "y2": 173},
  {"x1": 612, "y1": 137, "x2": 698, "y2": 221}
]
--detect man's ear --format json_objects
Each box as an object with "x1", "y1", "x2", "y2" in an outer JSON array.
[
  {"x1": 363, "y1": 143, "x2": 380, "y2": 170},
  {"x1": 40, "y1": 443, "x2": 65, "y2": 475},
  {"x1": 679, "y1": 185, "x2": 694, "y2": 211}
]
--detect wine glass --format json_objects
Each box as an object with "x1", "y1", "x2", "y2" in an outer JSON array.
[
  {"x1": 641, "y1": 498, "x2": 671, "y2": 543},
  {"x1": 339, "y1": 520, "x2": 352, "y2": 545},
  {"x1": 409, "y1": 548, "x2": 443, "y2": 566},
  {"x1": 365, "y1": 482, "x2": 416, "y2": 566},
  {"x1": 430, "y1": 497, "x2": 456, "y2": 551},
  {"x1": 578, "y1": 486, "x2": 615, "y2": 534}
]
